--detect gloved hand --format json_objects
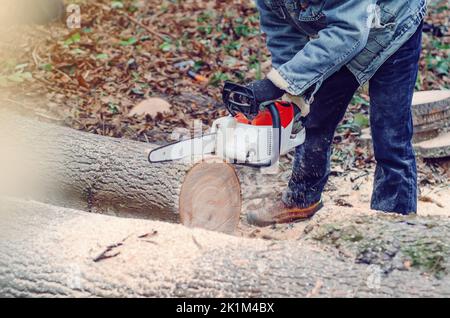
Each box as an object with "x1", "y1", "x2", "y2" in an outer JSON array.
[
  {"x1": 282, "y1": 94, "x2": 311, "y2": 118},
  {"x1": 246, "y1": 79, "x2": 285, "y2": 103}
]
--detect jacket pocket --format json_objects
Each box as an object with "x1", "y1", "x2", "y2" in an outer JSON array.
[
  {"x1": 352, "y1": 26, "x2": 395, "y2": 70},
  {"x1": 351, "y1": 2, "x2": 398, "y2": 70}
]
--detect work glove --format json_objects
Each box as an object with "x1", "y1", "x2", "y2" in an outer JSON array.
[
  {"x1": 246, "y1": 79, "x2": 285, "y2": 104},
  {"x1": 247, "y1": 79, "x2": 310, "y2": 118},
  {"x1": 282, "y1": 94, "x2": 310, "y2": 118}
]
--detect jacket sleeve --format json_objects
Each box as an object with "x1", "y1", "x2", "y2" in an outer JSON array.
[
  {"x1": 255, "y1": 0, "x2": 309, "y2": 69},
  {"x1": 268, "y1": 0, "x2": 373, "y2": 98}
]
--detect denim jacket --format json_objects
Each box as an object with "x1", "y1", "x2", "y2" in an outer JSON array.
[{"x1": 257, "y1": 0, "x2": 427, "y2": 100}]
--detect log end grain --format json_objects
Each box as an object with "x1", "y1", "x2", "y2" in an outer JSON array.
[{"x1": 179, "y1": 161, "x2": 242, "y2": 234}]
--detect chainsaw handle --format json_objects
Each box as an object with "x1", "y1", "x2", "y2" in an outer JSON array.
[
  {"x1": 266, "y1": 102, "x2": 281, "y2": 166},
  {"x1": 231, "y1": 102, "x2": 282, "y2": 169}
]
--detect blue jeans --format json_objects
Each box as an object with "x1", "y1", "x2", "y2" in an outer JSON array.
[{"x1": 283, "y1": 23, "x2": 423, "y2": 215}]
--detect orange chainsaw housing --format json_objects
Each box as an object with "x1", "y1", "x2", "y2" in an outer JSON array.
[{"x1": 234, "y1": 101, "x2": 294, "y2": 128}]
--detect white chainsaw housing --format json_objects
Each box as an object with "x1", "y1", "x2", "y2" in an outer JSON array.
[
  {"x1": 211, "y1": 116, "x2": 305, "y2": 166},
  {"x1": 149, "y1": 113, "x2": 306, "y2": 167}
]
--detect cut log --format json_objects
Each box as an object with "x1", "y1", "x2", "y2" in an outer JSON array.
[
  {"x1": 1, "y1": 197, "x2": 449, "y2": 297},
  {"x1": 415, "y1": 132, "x2": 450, "y2": 159},
  {"x1": 358, "y1": 90, "x2": 450, "y2": 158},
  {"x1": 412, "y1": 90, "x2": 450, "y2": 143},
  {"x1": 0, "y1": 111, "x2": 241, "y2": 233}
]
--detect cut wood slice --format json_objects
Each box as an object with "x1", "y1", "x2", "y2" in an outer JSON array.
[
  {"x1": 412, "y1": 90, "x2": 450, "y2": 135},
  {"x1": 412, "y1": 90, "x2": 450, "y2": 107},
  {"x1": 359, "y1": 90, "x2": 450, "y2": 154},
  {"x1": 179, "y1": 161, "x2": 242, "y2": 234},
  {"x1": 415, "y1": 132, "x2": 450, "y2": 159},
  {"x1": 411, "y1": 90, "x2": 450, "y2": 144}
]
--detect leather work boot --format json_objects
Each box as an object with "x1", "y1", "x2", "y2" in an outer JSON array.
[{"x1": 247, "y1": 200, "x2": 323, "y2": 227}]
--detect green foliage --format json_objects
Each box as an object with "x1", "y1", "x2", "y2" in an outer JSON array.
[
  {"x1": 351, "y1": 94, "x2": 370, "y2": 107},
  {"x1": 120, "y1": 37, "x2": 138, "y2": 46},
  {"x1": 0, "y1": 72, "x2": 32, "y2": 87},
  {"x1": 353, "y1": 113, "x2": 370, "y2": 129},
  {"x1": 159, "y1": 41, "x2": 173, "y2": 52},
  {"x1": 110, "y1": 1, "x2": 124, "y2": 9},
  {"x1": 209, "y1": 72, "x2": 229, "y2": 87},
  {"x1": 64, "y1": 33, "x2": 81, "y2": 47},
  {"x1": 108, "y1": 102, "x2": 120, "y2": 114},
  {"x1": 0, "y1": 62, "x2": 33, "y2": 87},
  {"x1": 96, "y1": 53, "x2": 109, "y2": 60},
  {"x1": 40, "y1": 63, "x2": 53, "y2": 72},
  {"x1": 403, "y1": 239, "x2": 447, "y2": 279}
]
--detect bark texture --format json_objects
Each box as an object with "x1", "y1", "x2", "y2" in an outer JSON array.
[
  {"x1": 1, "y1": 198, "x2": 449, "y2": 298},
  {"x1": 0, "y1": 111, "x2": 240, "y2": 223}
]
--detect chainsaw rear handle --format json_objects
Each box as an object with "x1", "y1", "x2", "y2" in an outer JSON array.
[
  {"x1": 234, "y1": 101, "x2": 285, "y2": 168},
  {"x1": 263, "y1": 101, "x2": 282, "y2": 167}
]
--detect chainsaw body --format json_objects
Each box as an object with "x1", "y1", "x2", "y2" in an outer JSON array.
[
  {"x1": 148, "y1": 82, "x2": 306, "y2": 167},
  {"x1": 211, "y1": 103, "x2": 305, "y2": 167}
]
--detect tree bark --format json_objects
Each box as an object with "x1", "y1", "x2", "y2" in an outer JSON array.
[
  {"x1": 1, "y1": 197, "x2": 449, "y2": 298},
  {"x1": 0, "y1": 111, "x2": 241, "y2": 232}
]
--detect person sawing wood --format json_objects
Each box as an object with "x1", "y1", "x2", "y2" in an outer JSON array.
[{"x1": 245, "y1": 0, "x2": 427, "y2": 226}]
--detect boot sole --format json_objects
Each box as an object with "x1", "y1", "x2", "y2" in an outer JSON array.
[{"x1": 247, "y1": 201, "x2": 324, "y2": 227}]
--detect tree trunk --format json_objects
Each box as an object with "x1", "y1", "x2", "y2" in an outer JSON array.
[
  {"x1": 0, "y1": 111, "x2": 241, "y2": 233},
  {"x1": 1, "y1": 197, "x2": 449, "y2": 298}
]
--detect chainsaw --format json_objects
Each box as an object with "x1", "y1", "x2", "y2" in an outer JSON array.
[{"x1": 148, "y1": 82, "x2": 306, "y2": 167}]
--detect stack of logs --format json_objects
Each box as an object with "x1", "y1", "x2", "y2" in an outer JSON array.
[{"x1": 359, "y1": 90, "x2": 450, "y2": 160}]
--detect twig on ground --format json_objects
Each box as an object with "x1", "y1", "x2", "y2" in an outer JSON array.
[
  {"x1": 93, "y1": 243, "x2": 123, "y2": 263},
  {"x1": 138, "y1": 230, "x2": 158, "y2": 239},
  {"x1": 91, "y1": 2, "x2": 171, "y2": 41},
  {"x1": 350, "y1": 171, "x2": 370, "y2": 182},
  {"x1": 93, "y1": 235, "x2": 132, "y2": 263},
  {"x1": 419, "y1": 195, "x2": 444, "y2": 208},
  {"x1": 192, "y1": 235, "x2": 203, "y2": 250}
]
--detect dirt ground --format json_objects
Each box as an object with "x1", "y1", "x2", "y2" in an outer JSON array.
[{"x1": 239, "y1": 163, "x2": 450, "y2": 240}]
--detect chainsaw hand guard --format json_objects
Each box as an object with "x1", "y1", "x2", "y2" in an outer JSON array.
[{"x1": 223, "y1": 82, "x2": 260, "y2": 118}]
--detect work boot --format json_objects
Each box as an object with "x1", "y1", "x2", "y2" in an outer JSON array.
[{"x1": 247, "y1": 200, "x2": 323, "y2": 227}]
